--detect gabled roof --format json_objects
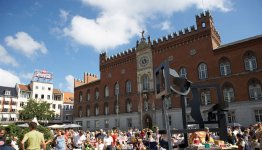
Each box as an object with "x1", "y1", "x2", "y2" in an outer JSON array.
[
  {"x1": 215, "y1": 34, "x2": 262, "y2": 50},
  {"x1": 63, "y1": 92, "x2": 74, "y2": 104},
  {"x1": 18, "y1": 84, "x2": 31, "y2": 91},
  {"x1": 0, "y1": 86, "x2": 17, "y2": 97}
]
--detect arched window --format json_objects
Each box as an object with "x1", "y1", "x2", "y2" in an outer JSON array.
[
  {"x1": 115, "y1": 101, "x2": 119, "y2": 114},
  {"x1": 104, "y1": 103, "x2": 109, "y2": 115},
  {"x1": 222, "y1": 83, "x2": 235, "y2": 103},
  {"x1": 198, "y1": 63, "x2": 208, "y2": 79},
  {"x1": 179, "y1": 67, "x2": 187, "y2": 78},
  {"x1": 79, "y1": 91, "x2": 83, "y2": 102},
  {"x1": 201, "y1": 90, "x2": 211, "y2": 105},
  {"x1": 79, "y1": 106, "x2": 82, "y2": 117},
  {"x1": 141, "y1": 75, "x2": 149, "y2": 91},
  {"x1": 126, "y1": 99, "x2": 132, "y2": 113},
  {"x1": 248, "y1": 79, "x2": 262, "y2": 100},
  {"x1": 126, "y1": 80, "x2": 132, "y2": 94},
  {"x1": 244, "y1": 52, "x2": 257, "y2": 71},
  {"x1": 114, "y1": 82, "x2": 119, "y2": 96},
  {"x1": 104, "y1": 85, "x2": 109, "y2": 98},
  {"x1": 95, "y1": 88, "x2": 99, "y2": 100},
  {"x1": 144, "y1": 100, "x2": 149, "y2": 111},
  {"x1": 86, "y1": 90, "x2": 90, "y2": 101},
  {"x1": 219, "y1": 58, "x2": 231, "y2": 76},
  {"x1": 86, "y1": 105, "x2": 90, "y2": 117},
  {"x1": 95, "y1": 104, "x2": 99, "y2": 116}
]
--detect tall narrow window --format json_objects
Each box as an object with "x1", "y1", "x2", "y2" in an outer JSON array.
[
  {"x1": 244, "y1": 56, "x2": 257, "y2": 71},
  {"x1": 201, "y1": 90, "x2": 211, "y2": 105},
  {"x1": 249, "y1": 81, "x2": 262, "y2": 100},
  {"x1": 105, "y1": 119, "x2": 109, "y2": 128},
  {"x1": 126, "y1": 99, "x2": 132, "y2": 113},
  {"x1": 95, "y1": 105, "x2": 99, "y2": 116},
  {"x1": 223, "y1": 84, "x2": 235, "y2": 103},
  {"x1": 115, "y1": 101, "x2": 119, "y2": 114},
  {"x1": 126, "y1": 80, "x2": 132, "y2": 94},
  {"x1": 115, "y1": 119, "x2": 120, "y2": 127},
  {"x1": 95, "y1": 120, "x2": 100, "y2": 129},
  {"x1": 104, "y1": 86, "x2": 109, "y2": 98},
  {"x1": 179, "y1": 67, "x2": 187, "y2": 78},
  {"x1": 86, "y1": 105, "x2": 90, "y2": 117},
  {"x1": 79, "y1": 91, "x2": 83, "y2": 102},
  {"x1": 115, "y1": 82, "x2": 119, "y2": 96},
  {"x1": 254, "y1": 109, "x2": 262, "y2": 122},
  {"x1": 127, "y1": 118, "x2": 132, "y2": 128},
  {"x1": 141, "y1": 75, "x2": 149, "y2": 91},
  {"x1": 220, "y1": 61, "x2": 231, "y2": 76},
  {"x1": 86, "y1": 90, "x2": 90, "y2": 101},
  {"x1": 86, "y1": 121, "x2": 90, "y2": 128},
  {"x1": 79, "y1": 107, "x2": 82, "y2": 117},
  {"x1": 198, "y1": 63, "x2": 208, "y2": 79},
  {"x1": 144, "y1": 100, "x2": 149, "y2": 111},
  {"x1": 104, "y1": 103, "x2": 109, "y2": 115},
  {"x1": 227, "y1": 111, "x2": 236, "y2": 123},
  {"x1": 95, "y1": 88, "x2": 99, "y2": 100}
]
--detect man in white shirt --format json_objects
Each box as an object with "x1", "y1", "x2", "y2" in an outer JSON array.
[
  {"x1": 103, "y1": 131, "x2": 113, "y2": 150},
  {"x1": 73, "y1": 131, "x2": 86, "y2": 149}
]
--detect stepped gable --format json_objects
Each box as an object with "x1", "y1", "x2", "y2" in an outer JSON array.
[{"x1": 74, "y1": 72, "x2": 98, "y2": 88}]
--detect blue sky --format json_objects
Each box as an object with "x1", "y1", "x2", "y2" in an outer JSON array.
[{"x1": 0, "y1": 0, "x2": 261, "y2": 92}]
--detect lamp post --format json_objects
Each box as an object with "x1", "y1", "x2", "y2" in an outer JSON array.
[{"x1": 139, "y1": 83, "x2": 143, "y2": 129}]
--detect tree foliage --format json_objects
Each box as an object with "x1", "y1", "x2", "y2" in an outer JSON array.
[{"x1": 19, "y1": 99, "x2": 55, "y2": 121}]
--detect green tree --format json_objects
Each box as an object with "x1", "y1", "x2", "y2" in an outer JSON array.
[{"x1": 19, "y1": 99, "x2": 55, "y2": 121}]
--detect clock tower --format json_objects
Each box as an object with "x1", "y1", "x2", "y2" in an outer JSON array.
[
  {"x1": 136, "y1": 32, "x2": 155, "y2": 129},
  {"x1": 136, "y1": 33, "x2": 154, "y2": 93}
]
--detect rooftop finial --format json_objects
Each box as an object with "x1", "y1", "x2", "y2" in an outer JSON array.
[{"x1": 141, "y1": 30, "x2": 145, "y2": 39}]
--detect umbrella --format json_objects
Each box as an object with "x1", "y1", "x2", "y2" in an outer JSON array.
[
  {"x1": 17, "y1": 123, "x2": 29, "y2": 128},
  {"x1": 63, "y1": 124, "x2": 82, "y2": 128},
  {"x1": 47, "y1": 124, "x2": 63, "y2": 129}
]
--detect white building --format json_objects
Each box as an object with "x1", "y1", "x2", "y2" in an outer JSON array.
[
  {"x1": 16, "y1": 81, "x2": 64, "y2": 123},
  {"x1": 0, "y1": 86, "x2": 18, "y2": 123}
]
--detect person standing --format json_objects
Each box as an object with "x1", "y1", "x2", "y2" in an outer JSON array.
[
  {"x1": 21, "y1": 122, "x2": 46, "y2": 150},
  {"x1": 0, "y1": 129, "x2": 6, "y2": 148},
  {"x1": 103, "y1": 131, "x2": 113, "y2": 150},
  {"x1": 255, "y1": 123, "x2": 262, "y2": 150},
  {"x1": 54, "y1": 130, "x2": 66, "y2": 150}
]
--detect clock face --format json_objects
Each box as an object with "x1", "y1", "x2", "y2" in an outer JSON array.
[{"x1": 139, "y1": 55, "x2": 150, "y2": 67}]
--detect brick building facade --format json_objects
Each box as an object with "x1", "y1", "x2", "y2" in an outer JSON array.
[{"x1": 74, "y1": 11, "x2": 262, "y2": 130}]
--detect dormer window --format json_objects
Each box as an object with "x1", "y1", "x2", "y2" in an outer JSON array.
[{"x1": 4, "y1": 90, "x2": 11, "y2": 96}]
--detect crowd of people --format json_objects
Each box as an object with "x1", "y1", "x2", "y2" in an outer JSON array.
[{"x1": 0, "y1": 122, "x2": 262, "y2": 150}]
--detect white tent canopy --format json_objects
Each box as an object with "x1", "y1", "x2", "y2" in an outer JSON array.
[
  {"x1": 62, "y1": 124, "x2": 82, "y2": 128},
  {"x1": 47, "y1": 124, "x2": 64, "y2": 129}
]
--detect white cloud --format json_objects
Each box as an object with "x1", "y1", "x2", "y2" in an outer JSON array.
[
  {"x1": 64, "y1": 75, "x2": 74, "y2": 92},
  {"x1": 0, "y1": 68, "x2": 21, "y2": 87},
  {"x1": 5, "y1": 32, "x2": 48, "y2": 57},
  {"x1": 20, "y1": 72, "x2": 33, "y2": 80},
  {"x1": 59, "y1": 9, "x2": 69, "y2": 24},
  {"x1": 64, "y1": 14, "x2": 140, "y2": 51},
  {"x1": 0, "y1": 45, "x2": 19, "y2": 67},
  {"x1": 63, "y1": 0, "x2": 232, "y2": 51},
  {"x1": 160, "y1": 21, "x2": 172, "y2": 31}
]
